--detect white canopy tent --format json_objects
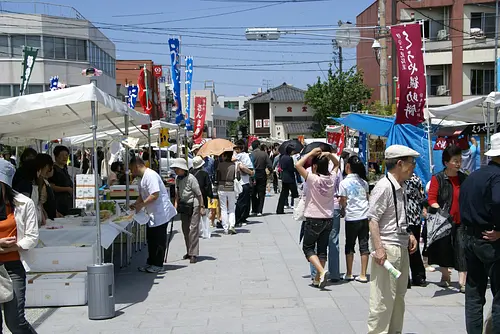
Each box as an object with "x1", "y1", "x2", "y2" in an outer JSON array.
[
  {"x1": 0, "y1": 84, "x2": 150, "y2": 142},
  {"x1": 0, "y1": 83, "x2": 151, "y2": 269},
  {"x1": 425, "y1": 97, "x2": 487, "y2": 123}
]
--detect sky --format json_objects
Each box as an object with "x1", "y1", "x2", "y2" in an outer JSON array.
[{"x1": 4, "y1": 0, "x2": 374, "y2": 96}]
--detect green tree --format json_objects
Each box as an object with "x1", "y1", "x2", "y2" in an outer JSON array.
[
  {"x1": 369, "y1": 100, "x2": 395, "y2": 116},
  {"x1": 305, "y1": 66, "x2": 372, "y2": 137}
]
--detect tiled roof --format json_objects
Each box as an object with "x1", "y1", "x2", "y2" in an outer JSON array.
[
  {"x1": 284, "y1": 122, "x2": 315, "y2": 134},
  {"x1": 249, "y1": 83, "x2": 305, "y2": 103}
]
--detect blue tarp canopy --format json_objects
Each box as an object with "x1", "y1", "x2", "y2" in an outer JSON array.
[{"x1": 332, "y1": 113, "x2": 431, "y2": 186}]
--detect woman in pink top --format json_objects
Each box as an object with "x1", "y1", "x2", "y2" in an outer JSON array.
[{"x1": 296, "y1": 148, "x2": 339, "y2": 289}]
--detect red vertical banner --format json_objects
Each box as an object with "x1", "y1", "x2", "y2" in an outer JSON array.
[
  {"x1": 327, "y1": 132, "x2": 336, "y2": 144},
  {"x1": 193, "y1": 97, "x2": 207, "y2": 144},
  {"x1": 337, "y1": 127, "x2": 346, "y2": 155},
  {"x1": 391, "y1": 23, "x2": 426, "y2": 125}
]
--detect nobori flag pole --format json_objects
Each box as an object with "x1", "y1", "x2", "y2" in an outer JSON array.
[{"x1": 421, "y1": 21, "x2": 434, "y2": 173}]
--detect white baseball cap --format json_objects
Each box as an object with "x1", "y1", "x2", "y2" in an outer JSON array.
[
  {"x1": 485, "y1": 133, "x2": 500, "y2": 157},
  {"x1": 385, "y1": 145, "x2": 420, "y2": 159}
]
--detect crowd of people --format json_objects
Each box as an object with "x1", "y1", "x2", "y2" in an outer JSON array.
[{"x1": 0, "y1": 134, "x2": 498, "y2": 333}]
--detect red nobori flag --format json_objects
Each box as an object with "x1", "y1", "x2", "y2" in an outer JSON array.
[
  {"x1": 391, "y1": 24, "x2": 426, "y2": 125},
  {"x1": 193, "y1": 97, "x2": 207, "y2": 144}
]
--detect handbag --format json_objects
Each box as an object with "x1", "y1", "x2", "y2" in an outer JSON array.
[
  {"x1": 177, "y1": 201, "x2": 194, "y2": 215},
  {"x1": 293, "y1": 197, "x2": 306, "y2": 222},
  {"x1": 234, "y1": 163, "x2": 243, "y2": 196},
  {"x1": 0, "y1": 264, "x2": 13, "y2": 303}
]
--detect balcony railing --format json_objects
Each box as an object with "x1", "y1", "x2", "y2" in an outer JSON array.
[{"x1": 0, "y1": 1, "x2": 86, "y2": 20}]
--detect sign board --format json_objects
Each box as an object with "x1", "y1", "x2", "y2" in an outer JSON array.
[
  {"x1": 153, "y1": 65, "x2": 162, "y2": 78},
  {"x1": 159, "y1": 128, "x2": 169, "y2": 147},
  {"x1": 75, "y1": 174, "x2": 95, "y2": 209},
  {"x1": 263, "y1": 119, "x2": 270, "y2": 128},
  {"x1": 255, "y1": 120, "x2": 262, "y2": 128}
]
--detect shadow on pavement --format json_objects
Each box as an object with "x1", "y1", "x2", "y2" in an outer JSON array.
[{"x1": 196, "y1": 255, "x2": 216, "y2": 263}]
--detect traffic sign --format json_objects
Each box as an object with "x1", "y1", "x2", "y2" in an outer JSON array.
[{"x1": 153, "y1": 65, "x2": 162, "y2": 78}]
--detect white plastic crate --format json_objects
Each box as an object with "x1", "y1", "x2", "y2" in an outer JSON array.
[
  {"x1": 26, "y1": 272, "x2": 87, "y2": 307},
  {"x1": 25, "y1": 245, "x2": 95, "y2": 272}
]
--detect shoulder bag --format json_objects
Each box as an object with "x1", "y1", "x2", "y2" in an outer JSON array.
[
  {"x1": 0, "y1": 264, "x2": 13, "y2": 303},
  {"x1": 233, "y1": 163, "x2": 243, "y2": 196}
]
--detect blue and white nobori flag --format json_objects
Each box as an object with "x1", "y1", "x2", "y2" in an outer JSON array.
[
  {"x1": 127, "y1": 85, "x2": 138, "y2": 109},
  {"x1": 184, "y1": 56, "x2": 193, "y2": 131},
  {"x1": 358, "y1": 132, "x2": 367, "y2": 165},
  {"x1": 50, "y1": 76, "x2": 59, "y2": 91},
  {"x1": 168, "y1": 38, "x2": 183, "y2": 125}
]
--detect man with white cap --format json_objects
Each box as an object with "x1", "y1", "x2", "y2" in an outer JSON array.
[
  {"x1": 191, "y1": 144, "x2": 215, "y2": 181},
  {"x1": 367, "y1": 145, "x2": 419, "y2": 334},
  {"x1": 459, "y1": 132, "x2": 500, "y2": 334}
]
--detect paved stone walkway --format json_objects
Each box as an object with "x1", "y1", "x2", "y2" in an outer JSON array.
[{"x1": 23, "y1": 195, "x2": 486, "y2": 334}]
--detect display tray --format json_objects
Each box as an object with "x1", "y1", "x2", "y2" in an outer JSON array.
[{"x1": 26, "y1": 272, "x2": 87, "y2": 307}]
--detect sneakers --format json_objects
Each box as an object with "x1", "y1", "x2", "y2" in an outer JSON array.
[
  {"x1": 145, "y1": 265, "x2": 164, "y2": 273},
  {"x1": 318, "y1": 271, "x2": 328, "y2": 289},
  {"x1": 229, "y1": 228, "x2": 237, "y2": 235},
  {"x1": 460, "y1": 285, "x2": 466, "y2": 293},
  {"x1": 257, "y1": 213, "x2": 263, "y2": 217},
  {"x1": 138, "y1": 264, "x2": 151, "y2": 272},
  {"x1": 312, "y1": 279, "x2": 320, "y2": 287}
]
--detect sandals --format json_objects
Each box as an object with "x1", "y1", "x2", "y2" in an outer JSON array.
[
  {"x1": 343, "y1": 274, "x2": 355, "y2": 281},
  {"x1": 355, "y1": 276, "x2": 369, "y2": 283}
]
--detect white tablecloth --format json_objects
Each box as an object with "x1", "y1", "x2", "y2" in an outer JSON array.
[{"x1": 39, "y1": 219, "x2": 133, "y2": 249}]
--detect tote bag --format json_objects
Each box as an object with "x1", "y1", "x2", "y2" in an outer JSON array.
[{"x1": 0, "y1": 264, "x2": 13, "y2": 303}]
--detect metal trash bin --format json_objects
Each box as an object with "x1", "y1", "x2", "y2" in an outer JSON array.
[{"x1": 87, "y1": 263, "x2": 115, "y2": 320}]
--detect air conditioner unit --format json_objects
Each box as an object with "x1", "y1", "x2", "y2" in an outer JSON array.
[
  {"x1": 437, "y1": 29, "x2": 448, "y2": 41},
  {"x1": 470, "y1": 27, "x2": 485, "y2": 38},
  {"x1": 437, "y1": 85, "x2": 448, "y2": 96}
]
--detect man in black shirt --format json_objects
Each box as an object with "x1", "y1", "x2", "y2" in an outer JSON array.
[
  {"x1": 459, "y1": 133, "x2": 500, "y2": 334},
  {"x1": 250, "y1": 140, "x2": 272, "y2": 216},
  {"x1": 49, "y1": 145, "x2": 74, "y2": 216}
]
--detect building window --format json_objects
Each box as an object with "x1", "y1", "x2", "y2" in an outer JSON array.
[
  {"x1": 0, "y1": 85, "x2": 11, "y2": 97},
  {"x1": 28, "y1": 85, "x2": 44, "y2": 94},
  {"x1": 54, "y1": 37, "x2": 65, "y2": 59},
  {"x1": 427, "y1": 75, "x2": 444, "y2": 96},
  {"x1": 471, "y1": 12, "x2": 496, "y2": 38},
  {"x1": 66, "y1": 38, "x2": 77, "y2": 60},
  {"x1": 0, "y1": 35, "x2": 8, "y2": 57},
  {"x1": 224, "y1": 101, "x2": 239, "y2": 109},
  {"x1": 77, "y1": 39, "x2": 87, "y2": 61},
  {"x1": 43, "y1": 36, "x2": 54, "y2": 58},
  {"x1": 471, "y1": 69, "x2": 494, "y2": 95},
  {"x1": 11, "y1": 35, "x2": 25, "y2": 57}
]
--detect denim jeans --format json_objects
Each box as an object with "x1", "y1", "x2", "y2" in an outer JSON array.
[
  {"x1": 310, "y1": 209, "x2": 341, "y2": 280},
  {"x1": 1, "y1": 260, "x2": 37, "y2": 334},
  {"x1": 463, "y1": 234, "x2": 500, "y2": 334}
]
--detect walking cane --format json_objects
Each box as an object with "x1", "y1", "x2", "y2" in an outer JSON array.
[{"x1": 163, "y1": 218, "x2": 175, "y2": 264}]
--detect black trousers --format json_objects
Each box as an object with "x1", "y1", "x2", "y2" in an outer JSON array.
[
  {"x1": 276, "y1": 182, "x2": 298, "y2": 214},
  {"x1": 272, "y1": 172, "x2": 279, "y2": 193},
  {"x1": 251, "y1": 177, "x2": 267, "y2": 214},
  {"x1": 235, "y1": 183, "x2": 251, "y2": 224},
  {"x1": 464, "y1": 234, "x2": 500, "y2": 334},
  {"x1": 146, "y1": 223, "x2": 168, "y2": 267},
  {"x1": 408, "y1": 224, "x2": 426, "y2": 282}
]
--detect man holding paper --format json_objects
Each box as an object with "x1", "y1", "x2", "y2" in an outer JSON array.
[
  {"x1": 367, "y1": 145, "x2": 419, "y2": 334},
  {"x1": 130, "y1": 157, "x2": 177, "y2": 274}
]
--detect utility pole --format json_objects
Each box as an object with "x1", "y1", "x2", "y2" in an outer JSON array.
[
  {"x1": 262, "y1": 79, "x2": 272, "y2": 91},
  {"x1": 337, "y1": 20, "x2": 344, "y2": 73},
  {"x1": 378, "y1": 0, "x2": 389, "y2": 106},
  {"x1": 332, "y1": 40, "x2": 343, "y2": 73}
]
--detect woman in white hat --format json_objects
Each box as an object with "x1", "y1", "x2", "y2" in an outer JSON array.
[
  {"x1": 0, "y1": 159, "x2": 38, "y2": 333},
  {"x1": 171, "y1": 158, "x2": 205, "y2": 263},
  {"x1": 192, "y1": 156, "x2": 213, "y2": 239}
]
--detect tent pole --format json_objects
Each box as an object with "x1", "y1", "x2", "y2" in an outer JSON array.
[
  {"x1": 124, "y1": 115, "x2": 130, "y2": 208},
  {"x1": 148, "y1": 127, "x2": 152, "y2": 170},
  {"x1": 487, "y1": 104, "x2": 491, "y2": 164},
  {"x1": 158, "y1": 128, "x2": 162, "y2": 176},
  {"x1": 91, "y1": 87, "x2": 102, "y2": 265},
  {"x1": 421, "y1": 20, "x2": 433, "y2": 174}
]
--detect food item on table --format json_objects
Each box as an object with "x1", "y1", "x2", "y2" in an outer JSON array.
[
  {"x1": 100, "y1": 210, "x2": 112, "y2": 221},
  {"x1": 113, "y1": 214, "x2": 134, "y2": 222}
]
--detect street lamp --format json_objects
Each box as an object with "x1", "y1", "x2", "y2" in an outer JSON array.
[{"x1": 372, "y1": 39, "x2": 381, "y2": 65}]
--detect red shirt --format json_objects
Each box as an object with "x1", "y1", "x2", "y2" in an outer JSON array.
[
  {"x1": 0, "y1": 205, "x2": 20, "y2": 262},
  {"x1": 428, "y1": 175, "x2": 461, "y2": 224}
]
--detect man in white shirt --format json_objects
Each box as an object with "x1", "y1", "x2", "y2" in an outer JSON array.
[
  {"x1": 367, "y1": 145, "x2": 419, "y2": 333},
  {"x1": 234, "y1": 141, "x2": 254, "y2": 227},
  {"x1": 130, "y1": 157, "x2": 177, "y2": 273}
]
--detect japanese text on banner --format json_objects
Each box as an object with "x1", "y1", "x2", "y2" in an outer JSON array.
[
  {"x1": 391, "y1": 23, "x2": 426, "y2": 125},
  {"x1": 193, "y1": 97, "x2": 207, "y2": 144}
]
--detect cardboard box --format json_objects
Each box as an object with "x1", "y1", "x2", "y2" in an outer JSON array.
[
  {"x1": 26, "y1": 272, "x2": 87, "y2": 307},
  {"x1": 25, "y1": 246, "x2": 95, "y2": 272}
]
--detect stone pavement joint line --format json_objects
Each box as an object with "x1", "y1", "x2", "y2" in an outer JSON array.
[{"x1": 21, "y1": 195, "x2": 481, "y2": 334}]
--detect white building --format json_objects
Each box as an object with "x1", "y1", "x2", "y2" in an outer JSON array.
[
  {"x1": 0, "y1": 6, "x2": 116, "y2": 98},
  {"x1": 248, "y1": 83, "x2": 316, "y2": 140},
  {"x1": 217, "y1": 95, "x2": 251, "y2": 112}
]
